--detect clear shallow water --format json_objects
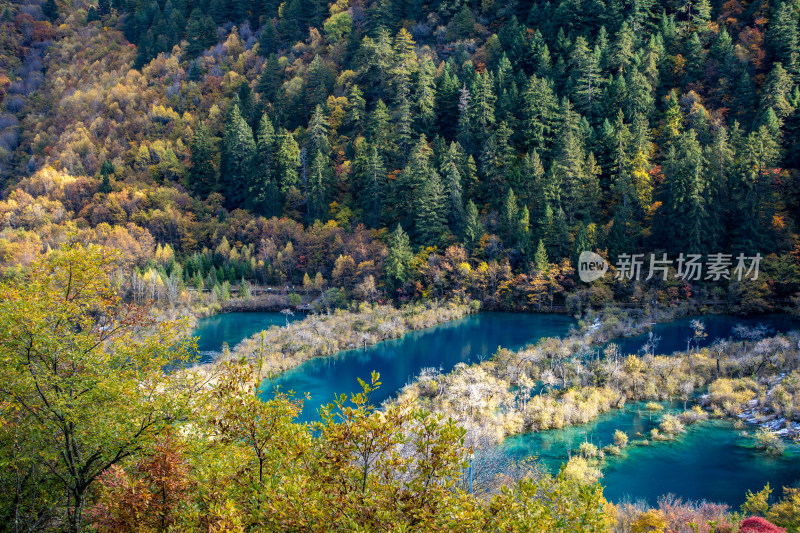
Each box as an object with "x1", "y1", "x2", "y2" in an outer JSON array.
[
  {"x1": 192, "y1": 312, "x2": 303, "y2": 363},
  {"x1": 612, "y1": 314, "x2": 800, "y2": 355},
  {"x1": 263, "y1": 312, "x2": 575, "y2": 423},
  {"x1": 503, "y1": 403, "x2": 800, "y2": 507},
  {"x1": 192, "y1": 310, "x2": 800, "y2": 505}
]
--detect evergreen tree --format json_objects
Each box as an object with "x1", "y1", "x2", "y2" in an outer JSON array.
[
  {"x1": 414, "y1": 172, "x2": 446, "y2": 246},
  {"x1": 258, "y1": 55, "x2": 283, "y2": 102},
  {"x1": 385, "y1": 225, "x2": 414, "y2": 290},
  {"x1": 395, "y1": 136, "x2": 436, "y2": 236},
  {"x1": 480, "y1": 121, "x2": 514, "y2": 204},
  {"x1": 415, "y1": 56, "x2": 437, "y2": 133},
  {"x1": 249, "y1": 114, "x2": 282, "y2": 217},
  {"x1": 189, "y1": 122, "x2": 218, "y2": 198},
  {"x1": 468, "y1": 71, "x2": 496, "y2": 145},
  {"x1": 552, "y1": 98, "x2": 586, "y2": 221},
  {"x1": 307, "y1": 149, "x2": 330, "y2": 221},
  {"x1": 500, "y1": 188, "x2": 519, "y2": 242},
  {"x1": 463, "y1": 200, "x2": 483, "y2": 250},
  {"x1": 221, "y1": 103, "x2": 256, "y2": 208},
  {"x1": 441, "y1": 142, "x2": 466, "y2": 234},
  {"x1": 572, "y1": 222, "x2": 592, "y2": 268},
  {"x1": 533, "y1": 239, "x2": 549, "y2": 272},
  {"x1": 99, "y1": 161, "x2": 113, "y2": 194},
  {"x1": 435, "y1": 62, "x2": 461, "y2": 138},
  {"x1": 658, "y1": 130, "x2": 707, "y2": 253},
  {"x1": 515, "y1": 150, "x2": 545, "y2": 212},
  {"x1": 274, "y1": 128, "x2": 301, "y2": 193},
  {"x1": 767, "y1": 1, "x2": 799, "y2": 73},
  {"x1": 522, "y1": 75, "x2": 558, "y2": 155},
  {"x1": 568, "y1": 36, "x2": 602, "y2": 115},
  {"x1": 357, "y1": 143, "x2": 387, "y2": 228},
  {"x1": 759, "y1": 63, "x2": 796, "y2": 121}
]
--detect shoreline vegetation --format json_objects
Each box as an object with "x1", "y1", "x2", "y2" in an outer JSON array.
[
  {"x1": 4, "y1": 244, "x2": 800, "y2": 532},
  {"x1": 396, "y1": 314, "x2": 800, "y2": 462},
  {"x1": 192, "y1": 298, "x2": 480, "y2": 380}
]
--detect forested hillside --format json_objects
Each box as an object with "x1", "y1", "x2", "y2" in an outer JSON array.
[{"x1": 0, "y1": 0, "x2": 799, "y2": 308}]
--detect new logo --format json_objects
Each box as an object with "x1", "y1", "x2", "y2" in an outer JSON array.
[{"x1": 578, "y1": 251, "x2": 608, "y2": 282}]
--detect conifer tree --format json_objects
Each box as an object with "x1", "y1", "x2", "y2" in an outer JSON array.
[
  {"x1": 658, "y1": 130, "x2": 707, "y2": 253},
  {"x1": 414, "y1": 172, "x2": 446, "y2": 246},
  {"x1": 358, "y1": 143, "x2": 387, "y2": 228},
  {"x1": 385, "y1": 225, "x2": 414, "y2": 290},
  {"x1": 522, "y1": 75, "x2": 558, "y2": 155},
  {"x1": 441, "y1": 142, "x2": 466, "y2": 234},
  {"x1": 463, "y1": 200, "x2": 484, "y2": 250},
  {"x1": 221, "y1": 103, "x2": 257, "y2": 208},
  {"x1": 249, "y1": 114, "x2": 282, "y2": 217},
  {"x1": 274, "y1": 128, "x2": 301, "y2": 193},
  {"x1": 533, "y1": 239, "x2": 549, "y2": 272},
  {"x1": 190, "y1": 121, "x2": 218, "y2": 198},
  {"x1": 768, "y1": 1, "x2": 799, "y2": 72},
  {"x1": 307, "y1": 149, "x2": 330, "y2": 221}
]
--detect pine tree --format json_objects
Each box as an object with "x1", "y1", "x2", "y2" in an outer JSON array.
[
  {"x1": 522, "y1": 75, "x2": 558, "y2": 155},
  {"x1": 468, "y1": 71, "x2": 497, "y2": 146},
  {"x1": 569, "y1": 36, "x2": 602, "y2": 115},
  {"x1": 415, "y1": 56, "x2": 437, "y2": 133},
  {"x1": 345, "y1": 84, "x2": 367, "y2": 134},
  {"x1": 308, "y1": 105, "x2": 331, "y2": 155},
  {"x1": 759, "y1": 63, "x2": 796, "y2": 121},
  {"x1": 274, "y1": 128, "x2": 301, "y2": 193},
  {"x1": 552, "y1": 98, "x2": 586, "y2": 221},
  {"x1": 385, "y1": 225, "x2": 414, "y2": 290},
  {"x1": 533, "y1": 239, "x2": 549, "y2": 272},
  {"x1": 434, "y1": 61, "x2": 461, "y2": 138},
  {"x1": 572, "y1": 222, "x2": 593, "y2": 268},
  {"x1": 514, "y1": 150, "x2": 545, "y2": 210},
  {"x1": 395, "y1": 135, "x2": 435, "y2": 235},
  {"x1": 189, "y1": 122, "x2": 218, "y2": 198},
  {"x1": 221, "y1": 103, "x2": 256, "y2": 208},
  {"x1": 249, "y1": 114, "x2": 282, "y2": 217},
  {"x1": 501, "y1": 189, "x2": 520, "y2": 245},
  {"x1": 307, "y1": 149, "x2": 330, "y2": 221},
  {"x1": 611, "y1": 110, "x2": 634, "y2": 210},
  {"x1": 463, "y1": 200, "x2": 484, "y2": 250},
  {"x1": 259, "y1": 20, "x2": 278, "y2": 55},
  {"x1": 480, "y1": 122, "x2": 515, "y2": 204},
  {"x1": 367, "y1": 100, "x2": 395, "y2": 157},
  {"x1": 658, "y1": 130, "x2": 707, "y2": 253},
  {"x1": 441, "y1": 142, "x2": 466, "y2": 234},
  {"x1": 414, "y1": 171, "x2": 446, "y2": 246},
  {"x1": 456, "y1": 84, "x2": 472, "y2": 151},
  {"x1": 767, "y1": 1, "x2": 798, "y2": 73},
  {"x1": 99, "y1": 161, "x2": 114, "y2": 194},
  {"x1": 358, "y1": 143, "x2": 387, "y2": 228},
  {"x1": 258, "y1": 54, "x2": 283, "y2": 102}
]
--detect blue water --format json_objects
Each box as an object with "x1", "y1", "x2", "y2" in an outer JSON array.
[
  {"x1": 613, "y1": 314, "x2": 800, "y2": 355},
  {"x1": 264, "y1": 312, "x2": 574, "y2": 422},
  {"x1": 505, "y1": 403, "x2": 800, "y2": 507},
  {"x1": 192, "y1": 311, "x2": 303, "y2": 362},
  {"x1": 192, "y1": 310, "x2": 800, "y2": 505}
]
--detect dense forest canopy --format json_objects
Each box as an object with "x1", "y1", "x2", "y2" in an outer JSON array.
[
  {"x1": 0, "y1": 0, "x2": 798, "y2": 306},
  {"x1": 2, "y1": 0, "x2": 800, "y2": 530}
]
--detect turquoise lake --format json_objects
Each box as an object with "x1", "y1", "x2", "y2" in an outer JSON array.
[
  {"x1": 192, "y1": 311, "x2": 800, "y2": 506},
  {"x1": 503, "y1": 403, "x2": 800, "y2": 507},
  {"x1": 264, "y1": 312, "x2": 575, "y2": 423},
  {"x1": 612, "y1": 313, "x2": 800, "y2": 355},
  {"x1": 192, "y1": 311, "x2": 303, "y2": 362}
]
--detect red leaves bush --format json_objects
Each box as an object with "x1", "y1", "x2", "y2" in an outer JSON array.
[{"x1": 740, "y1": 516, "x2": 787, "y2": 533}]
